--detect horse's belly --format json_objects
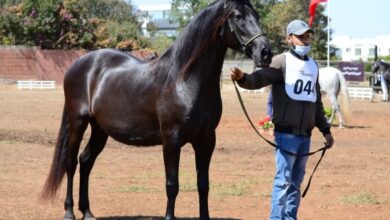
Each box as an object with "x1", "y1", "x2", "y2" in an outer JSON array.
[
  {"x1": 98, "y1": 116, "x2": 162, "y2": 146},
  {"x1": 110, "y1": 131, "x2": 162, "y2": 146}
]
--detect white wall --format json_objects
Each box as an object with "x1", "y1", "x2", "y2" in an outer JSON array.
[{"x1": 331, "y1": 35, "x2": 390, "y2": 61}]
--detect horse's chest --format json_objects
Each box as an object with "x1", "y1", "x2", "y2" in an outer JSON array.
[{"x1": 187, "y1": 101, "x2": 222, "y2": 129}]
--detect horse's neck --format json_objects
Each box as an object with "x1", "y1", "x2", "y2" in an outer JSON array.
[
  {"x1": 186, "y1": 43, "x2": 227, "y2": 82},
  {"x1": 158, "y1": 3, "x2": 227, "y2": 86}
]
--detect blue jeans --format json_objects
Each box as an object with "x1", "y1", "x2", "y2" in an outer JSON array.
[{"x1": 269, "y1": 132, "x2": 311, "y2": 220}]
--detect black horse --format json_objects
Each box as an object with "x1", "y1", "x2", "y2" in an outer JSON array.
[
  {"x1": 41, "y1": 0, "x2": 272, "y2": 220},
  {"x1": 372, "y1": 59, "x2": 390, "y2": 83}
]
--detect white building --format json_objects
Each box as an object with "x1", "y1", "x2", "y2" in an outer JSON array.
[
  {"x1": 331, "y1": 35, "x2": 390, "y2": 61},
  {"x1": 136, "y1": 4, "x2": 179, "y2": 37}
]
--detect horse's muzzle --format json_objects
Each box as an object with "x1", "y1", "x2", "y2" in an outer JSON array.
[
  {"x1": 262, "y1": 48, "x2": 272, "y2": 63},
  {"x1": 255, "y1": 47, "x2": 272, "y2": 68}
]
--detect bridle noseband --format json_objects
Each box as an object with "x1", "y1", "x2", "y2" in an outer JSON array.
[
  {"x1": 220, "y1": 0, "x2": 266, "y2": 54},
  {"x1": 226, "y1": 17, "x2": 266, "y2": 53}
]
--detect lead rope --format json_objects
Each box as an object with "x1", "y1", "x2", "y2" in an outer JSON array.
[{"x1": 232, "y1": 79, "x2": 329, "y2": 198}]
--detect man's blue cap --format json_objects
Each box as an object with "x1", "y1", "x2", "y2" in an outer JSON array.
[{"x1": 287, "y1": 20, "x2": 314, "y2": 35}]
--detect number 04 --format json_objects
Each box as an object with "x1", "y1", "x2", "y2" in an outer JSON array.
[{"x1": 294, "y1": 79, "x2": 314, "y2": 95}]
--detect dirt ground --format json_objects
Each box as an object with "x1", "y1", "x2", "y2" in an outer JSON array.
[{"x1": 0, "y1": 82, "x2": 389, "y2": 220}]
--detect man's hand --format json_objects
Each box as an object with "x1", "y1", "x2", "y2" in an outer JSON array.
[
  {"x1": 230, "y1": 67, "x2": 244, "y2": 81},
  {"x1": 325, "y1": 134, "x2": 334, "y2": 148}
]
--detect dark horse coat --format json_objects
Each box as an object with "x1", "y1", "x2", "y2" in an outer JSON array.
[
  {"x1": 41, "y1": 1, "x2": 272, "y2": 220},
  {"x1": 372, "y1": 59, "x2": 390, "y2": 84}
]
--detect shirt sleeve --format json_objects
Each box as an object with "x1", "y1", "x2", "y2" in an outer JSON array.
[{"x1": 236, "y1": 54, "x2": 284, "y2": 90}]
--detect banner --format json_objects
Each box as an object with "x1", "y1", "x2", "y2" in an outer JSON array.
[{"x1": 338, "y1": 62, "x2": 365, "y2": 81}]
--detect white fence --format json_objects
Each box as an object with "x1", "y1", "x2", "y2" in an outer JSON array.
[
  {"x1": 17, "y1": 80, "x2": 56, "y2": 90},
  {"x1": 347, "y1": 87, "x2": 374, "y2": 100}
]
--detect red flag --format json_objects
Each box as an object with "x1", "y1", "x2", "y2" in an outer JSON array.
[{"x1": 309, "y1": 0, "x2": 327, "y2": 27}]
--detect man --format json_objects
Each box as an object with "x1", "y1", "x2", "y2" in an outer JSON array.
[
  {"x1": 230, "y1": 19, "x2": 334, "y2": 220},
  {"x1": 380, "y1": 73, "x2": 389, "y2": 102}
]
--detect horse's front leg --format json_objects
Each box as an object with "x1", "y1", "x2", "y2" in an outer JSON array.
[
  {"x1": 191, "y1": 131, "x2": 216, "y2": 220},
  {"x1": 162, "y1": 138, "x2": 182, "y2": 220}
]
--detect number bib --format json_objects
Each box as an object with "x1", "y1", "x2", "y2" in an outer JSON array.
[{"x1": 284, "y1": 52, "x2": 318, "y2": 103}]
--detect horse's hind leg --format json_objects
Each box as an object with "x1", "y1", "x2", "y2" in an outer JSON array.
[
  {"x1": 78, "y1": 118, "x2": 108, "y2": 220},
  {"x1": 64, "y1": 114, "x2": 90, "y2": 220},
  {"x1": 191, "y1": 132, "x2": 216, "y2": 220},
  {"x1": 328, "y1": 94, "x2": 341, "y2": 127},
  {"x1": 336, "y1": 108, "x2": 345, "y2": 128},
  {"x1": 330, "y1": 95, "x2": 344, "y2": 128}
]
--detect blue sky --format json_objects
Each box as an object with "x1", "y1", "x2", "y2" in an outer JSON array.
[{"x1": 131, "y1": 0, "x2": 390, "y2": 38}]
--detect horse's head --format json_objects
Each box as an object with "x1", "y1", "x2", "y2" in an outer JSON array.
[
  {"x1": 221, "y1": 0, "x2": 272, "y2": 67},
  {"x1": 371, "y1": 60, "x2": 382, "y2": 73}
]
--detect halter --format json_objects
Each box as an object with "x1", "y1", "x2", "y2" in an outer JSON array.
[
  {"x1": 226, "y1": 17, "x2": 266, "y2": 53},
  {"x1": 220, "y1": 0, "x2": 266, "y2": 54}
]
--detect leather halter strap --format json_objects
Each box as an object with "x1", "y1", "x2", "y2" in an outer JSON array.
[
  {"x1": 220, "y1": 0, "x2": 266, "y2": 53},
  {"x1": 226, "y1": 17, "x2": 266, "y2": 53}
]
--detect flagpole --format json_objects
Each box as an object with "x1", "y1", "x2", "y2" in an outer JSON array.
[{"x1": 327, "y1": 0, "x2": 330, "y2": 67}]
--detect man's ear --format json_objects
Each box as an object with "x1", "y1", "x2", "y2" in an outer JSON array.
[{"x1": 286, "y1": 35, "x2": 293, "y2": 44}]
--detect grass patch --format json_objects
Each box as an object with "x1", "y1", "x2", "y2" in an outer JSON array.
[
  {"x1": 342, "y1": 192, "x2": 381, "y2": 205},
  {"x1": 0, "y1": 139, "x2": 18, "y2": 144},
  {"x1": 212, "y1": 179, "x2": 258, "y2": 197},
  {"x1": 259, "y1": 190, "x2": 272, "y2": 198},
  {"x1": 181, "y1": 181, "x2": 197, "y2": 192},
  {"x1": 115, "y1": 185, "x2": 159, "y2": 193},
  {"x1": 94, "y1": 173, "x2": 106, "y2": 179},
  {"x1": 179, "y1": 170, "x2": 197, "y2": 192}
]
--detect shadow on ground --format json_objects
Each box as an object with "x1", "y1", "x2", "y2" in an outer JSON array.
[{"x1": 99, "y1": 216, "x2": 240, "y2": 220}]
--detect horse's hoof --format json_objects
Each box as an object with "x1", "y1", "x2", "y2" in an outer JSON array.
[
  {"x1": 63, "y1": 211, "x2": 76, "y2": 220},
  {"x1": 164, "y1": 216, "x2": 175, "y2": 220},
  {"x1": 82, "y1": 209, "x2": 96, "y2": 220}
]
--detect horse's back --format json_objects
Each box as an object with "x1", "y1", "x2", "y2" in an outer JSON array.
[
  {"x1": 65, "y1": 49, "x2": 142, "y2": 80},
  {"x1": 319, "y1": 67, "x2": 341, "y2": 93},
  {"x1": 63, "y1": 48, "x2": 163, "y2": 146}
]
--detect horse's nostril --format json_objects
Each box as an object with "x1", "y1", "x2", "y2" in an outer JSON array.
[{"x1": 261, "y1": 48, "x2": 273, "y2": 62}]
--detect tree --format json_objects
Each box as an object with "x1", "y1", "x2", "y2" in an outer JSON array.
[
  {"x1": 252, "y1": 0, "x2": 278, "y2": 20},
  {"x1": 79, "y1": 0, "x2": 138, "y2": 24},
  {"x1": 261, "y1": 0, "x2": 329, "y2": 59},
  {"x1": 149, "y1": 35, "x2": 175, "y2": 54},
  {"x1": 0, "y1": 0, "x2": 149, "y2": 51},
  {"x1": 168, "y1": 0, "x2": 330, "y2": 59},
  {"x1": 170, "y1": 0, "x2": 212, "y2": 30}
]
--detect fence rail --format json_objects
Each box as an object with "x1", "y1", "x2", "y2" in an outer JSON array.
[
  {"x1": 347, "y1": 87, "x2": 374, "y2": 100},
  {"x1": 17, "y1": 80, "x2": 56, "y2": 90}
]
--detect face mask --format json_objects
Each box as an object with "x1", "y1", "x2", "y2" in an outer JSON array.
[{"x1": 293, "y1": 45, "x2": 311, "y2": 56}]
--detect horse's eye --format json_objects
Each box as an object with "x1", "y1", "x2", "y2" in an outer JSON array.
[{"x1": 235, "y1": 14, "x2": 242, "y2": 20}]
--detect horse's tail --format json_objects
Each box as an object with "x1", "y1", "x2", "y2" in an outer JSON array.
[
  {"x1": 40, "y1": 105, "x2": 69, "y2": 201},
  {"x1": 337, "y1": 71, "x2": 352, "y2": 125}
]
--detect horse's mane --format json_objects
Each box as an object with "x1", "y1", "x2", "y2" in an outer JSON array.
[{"x1": 154, "y1": 0, "x2": 243, "y2": 81}]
